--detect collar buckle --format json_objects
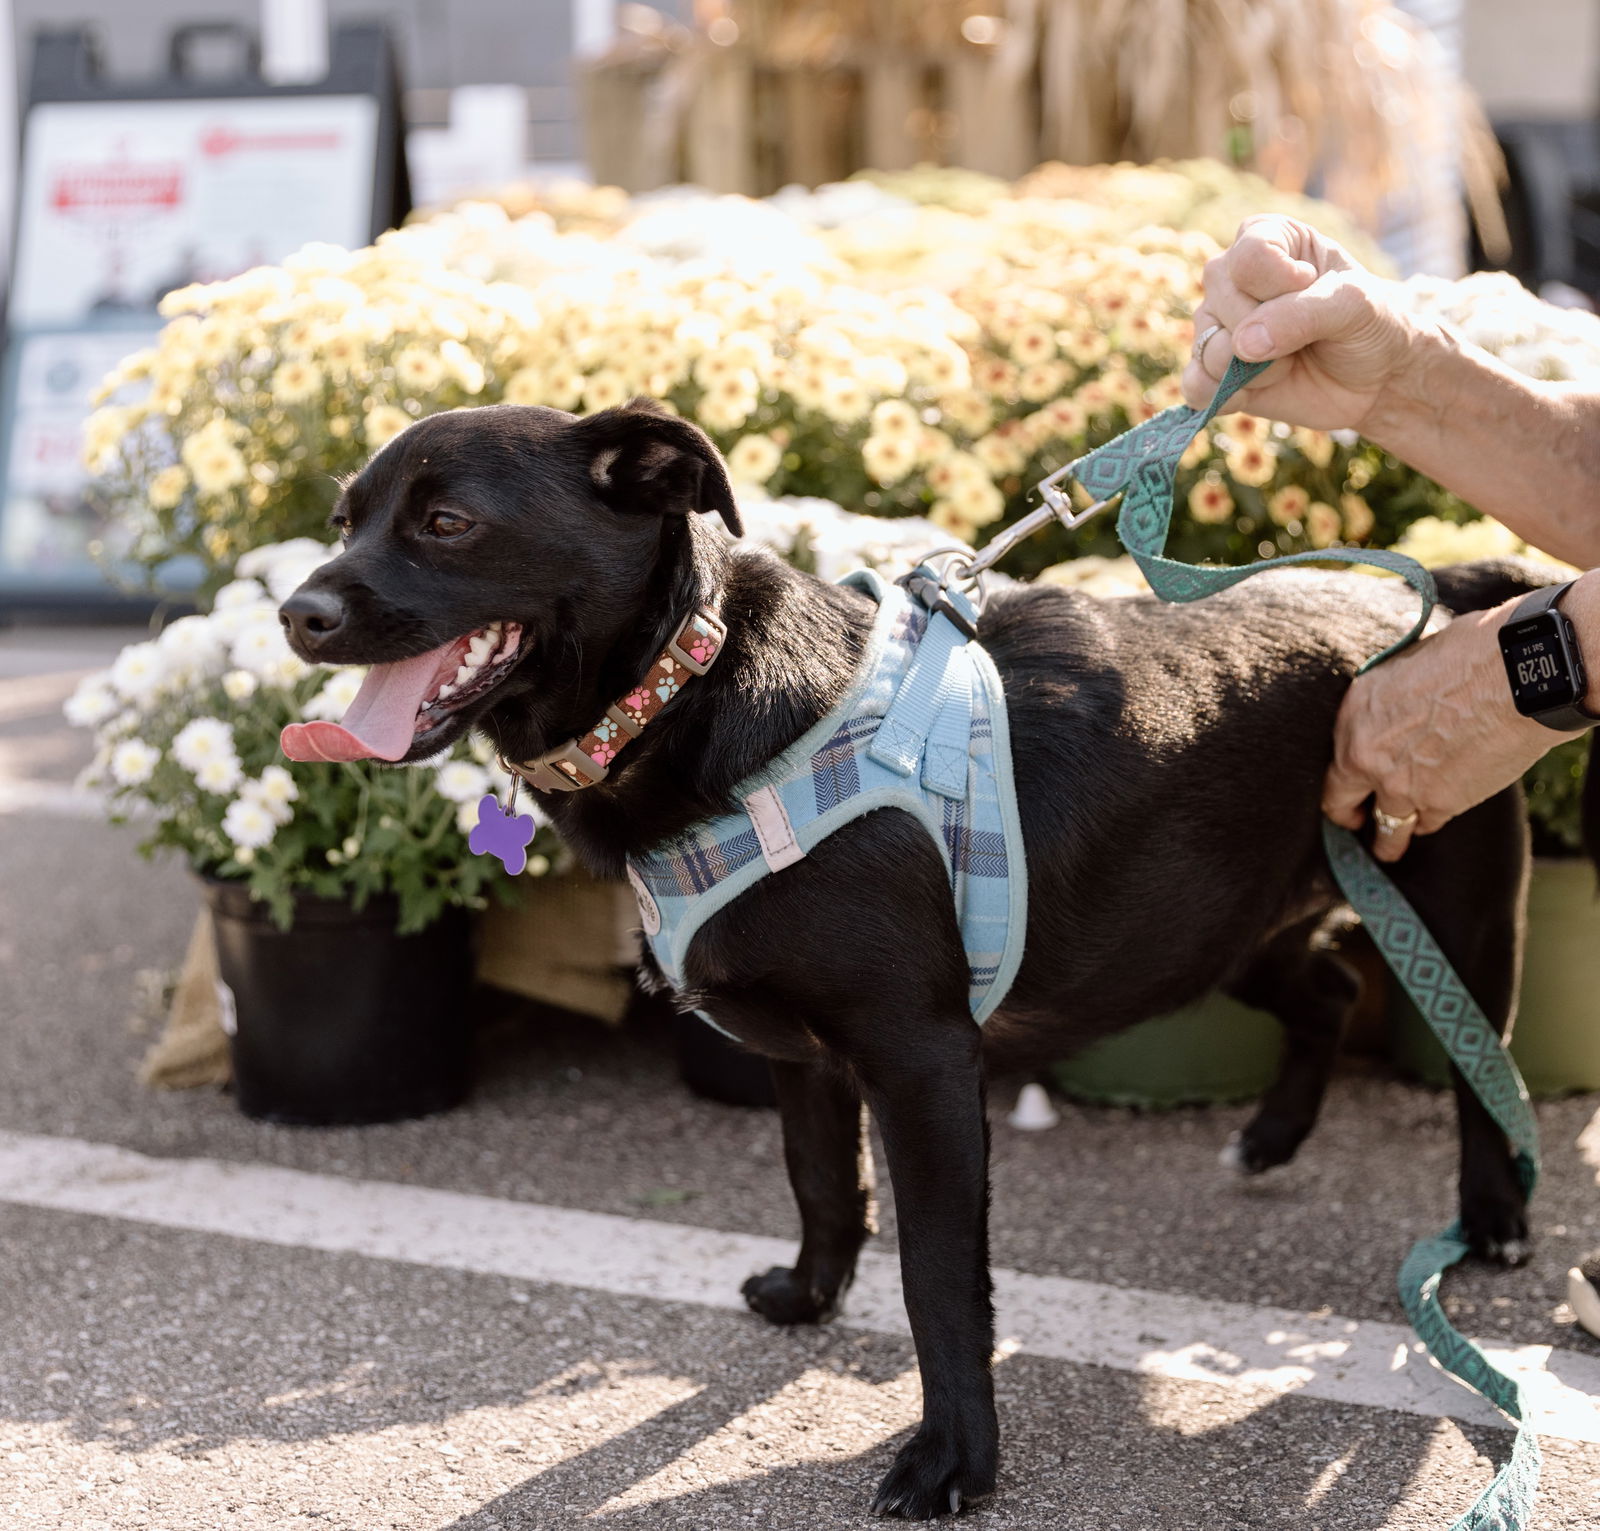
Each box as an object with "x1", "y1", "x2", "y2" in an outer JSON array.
[
  {"x1": 665, "y1": 608, "x2": 727, "y2": 677},
  {"x1": 510, "y1": 739, "x2": 610, "y2": 793}
]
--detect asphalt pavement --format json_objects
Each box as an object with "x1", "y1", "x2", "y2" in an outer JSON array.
[{"x1": 2, "y1": 621, "x2": 1599, "y2": 1530}]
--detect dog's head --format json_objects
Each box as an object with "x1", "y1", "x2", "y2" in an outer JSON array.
[{"x1": 277, "y1": 398, "x2": 740, "y2": 766}]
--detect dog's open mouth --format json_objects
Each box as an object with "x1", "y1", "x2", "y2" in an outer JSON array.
[{"x1": 279, "y1": 621, "x2": 524, "y2": 764}]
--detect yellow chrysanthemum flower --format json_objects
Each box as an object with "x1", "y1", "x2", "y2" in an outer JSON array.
[
  {"x1": 394, "y1": 346, "x2": 444, "y2": 392},
  {"x1": 1307, "y1": 501, "x2": 1343, "y2": 548},
  {"x1": 363, "y1": 404, "x2": 413, "y2": 449},
  {"x1": 1187, "y1": 476, "x2": 1235, "y2": 525},
  {"x1": 861, "y1": 432, "x2": 917, "y2": 485},
  {"x1": 271, "y1": 358, "x2": 325, "y2": 404},
  {"x1": 726, "y1": 433, "x2": 783, "y2": 485},
  {"x1": 1267, "y1": 485, "x2": 1311, "y2": 528},
  {"x1": 147, "y1": 465, "x2": 189, "y2": 511},
  {"x1": 1224, "y1": 441, "x2": 1277, "y2": 488}
]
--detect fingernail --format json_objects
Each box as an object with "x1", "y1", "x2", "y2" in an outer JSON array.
[{"x1": 1236, "y1": 322, "x2": 1271, "y2": 360}]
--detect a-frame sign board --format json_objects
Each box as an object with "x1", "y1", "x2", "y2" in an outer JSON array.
[{"x1": 0, "y1": 22, "x2": 408, "y2": 616}]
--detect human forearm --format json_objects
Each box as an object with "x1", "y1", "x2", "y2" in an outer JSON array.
[{"x1": 1362, "y1": 321, "x2": 1600, "y2": 568}]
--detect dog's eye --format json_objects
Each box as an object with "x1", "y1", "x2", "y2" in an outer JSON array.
[
  {"x1": 425, "y1": 510, "x2": 473, "y2": 540},
  {"x1": 330, "y1": 515, "x2": 352, "y2": 542}
]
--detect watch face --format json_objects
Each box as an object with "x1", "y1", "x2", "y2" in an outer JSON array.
[{"x1": 1499, "y1": 611, "x2": 1581, "y2": 714}]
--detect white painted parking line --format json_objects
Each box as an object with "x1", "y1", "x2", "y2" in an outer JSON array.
[
  {"x1": 2, "y1": 1128, "x2": 1597, "y2": 1443},
  {"x1": 0, "y1": 780, "x2": 107, "y2": 817}
]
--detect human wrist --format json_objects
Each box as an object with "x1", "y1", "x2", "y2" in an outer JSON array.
[
  {"x1": 1359, "y1": 313, "x2": 1463, "y2": 451},
  {"x1": 1557, "y1": 569, "x2": 1600, "y2": 712},
  {"x1": 1476, "y1": 575, "x2": 1600, "y2": 733}
]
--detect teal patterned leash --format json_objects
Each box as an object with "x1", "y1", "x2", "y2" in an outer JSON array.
[{"x1": 1046, "y1": 357, "x2": 1543, "y2": 1529}]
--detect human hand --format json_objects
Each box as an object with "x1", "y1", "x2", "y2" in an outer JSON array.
[
  {"x1": 1182, "y1": 215, "x2": 1421, "y2": 433},
  {"x1": 1322, "y1": 597, "x2": 1585, "y2": 861}
]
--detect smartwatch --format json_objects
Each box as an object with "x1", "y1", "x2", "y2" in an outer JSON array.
[{"x1": 1498, "y1": 580, "x2": 1600, "y2": 731}]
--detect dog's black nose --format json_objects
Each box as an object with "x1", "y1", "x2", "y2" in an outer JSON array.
[{"x1": 279, "y1": 589, "x2": 346, "y2": 655}]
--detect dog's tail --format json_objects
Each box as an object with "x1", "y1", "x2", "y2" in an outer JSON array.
[{"x1": 1431, "y1": 556, "x2": 1600, "y2": 869}]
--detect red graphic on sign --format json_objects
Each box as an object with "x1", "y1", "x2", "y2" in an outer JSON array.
[
  {"x1": 199, "y1": 126, "x2": 343, "y2": 158},
  {"x1": 51, "y1": 163, "x2": 183, "y2": 213}
]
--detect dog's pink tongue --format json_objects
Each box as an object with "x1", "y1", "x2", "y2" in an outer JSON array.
[{"x1": 280, "y1": 646, "x2": 453, "y2": 763}]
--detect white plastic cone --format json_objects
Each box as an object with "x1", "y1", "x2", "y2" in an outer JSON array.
[{"x1": 1007, "y1": 1082, "x2": 1059, "y2": 1131}]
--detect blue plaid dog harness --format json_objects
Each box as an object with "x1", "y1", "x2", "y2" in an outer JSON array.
[{"x1": 626, "y1": 567, "x2": 1028, "y2": 1029}]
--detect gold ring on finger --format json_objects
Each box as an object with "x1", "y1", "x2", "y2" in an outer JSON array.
[{"x1": 1373, "y1": 807, "x2": 1419, "y2": 836}]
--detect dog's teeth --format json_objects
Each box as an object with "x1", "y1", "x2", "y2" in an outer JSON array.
[
  {"x1": 467, "y1": 635, "x2": 493, "y2": 662},
  {"x1": 436, "y1": 683, "x2": 456, "y2": 699},
  {"x1": 454, "y1": 663, "x2": 475, "y2": 685}
]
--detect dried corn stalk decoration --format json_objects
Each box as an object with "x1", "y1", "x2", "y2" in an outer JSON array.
[{"x1": 583, "y1": 0, "x2": 1503, "y2": 259}]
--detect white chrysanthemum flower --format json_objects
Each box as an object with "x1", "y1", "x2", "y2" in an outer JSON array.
[
  {"x1": 222, "y1": 669, "x2": 259, "y2": 702},
  {"x1": 235, "y1": 538, "x2": 336, "y2": 581},
  {"x1": 262, "y1": 552, "x2": 338, "y2": 603},
  {"x1": 157, "y1": 614, "x2": 224, "y2": 672},
  {"x1": 214, "y1": 577, "x2": 267, "y2": 611},
  {"x1": 109, "y1": 739, "x2": 160, "y2": 786},
  {"x1": 230, "y1": 617, "x2": 297, "y2": 677},
  {"x1": 208, "y1": 599, "x2": 277, "y2": 642},
  {"x1": 260, "y1": 654, "x2": 310, "y2": 689},
  {"x1": 302, "y1": 668, "x2": 364, "y2": 720},
  {"x1": 194, "y1": 753, "x2": 244, "y2": 795},
  {"x1": 63, "y1": 674, "x2": 119, "y2": 727},
  {"x1": 108, "y1": 642, "x2": 169, "y2": 704},
  {"x1": 172, "y1": 717, "x2": 236, "y2": 772},
  {"x1": 435, "y1": 760, "x2": 491, "y2": 804},
  {"x1": 456, "y1": 799, "x2": 480, "y2": 836},
  {"x1": 222, "y1": 796, "x2": 277, "y2": 851},
  {"x1": 242, "y1": 765, "x2": 299, "y2": 825}
]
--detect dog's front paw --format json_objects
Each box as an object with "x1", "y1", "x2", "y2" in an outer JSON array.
[
  {"x1": 741, "y1": 1265, "x2": 836, "y2": 1325},
  {"x1": 871, "y1": 1427, "x2": 995, "y2": 1520},
  {"x1": 1461, "y1": 1195, "x2": 1532, "y2": 1267}
]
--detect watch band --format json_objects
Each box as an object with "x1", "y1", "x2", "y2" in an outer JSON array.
[
  {"x1": 1506, "y1": 580, "x2": 1600, "y2": 730},
  {"x1": 1509, "y1": 580, "x2": 1573, "y2": 622}
]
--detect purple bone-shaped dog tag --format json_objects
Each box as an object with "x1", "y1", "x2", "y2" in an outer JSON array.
[{"x1": 468, "y1": 793, "x2": 536, "y2": 874}]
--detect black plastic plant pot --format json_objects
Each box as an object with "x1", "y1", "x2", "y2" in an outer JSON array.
[
  {"x1": 203, "y1": 878, "x2": 475, "y2": 1126},
  {"x1": 673, "y1": 1010, "x2": 776, "y2": 1108}
]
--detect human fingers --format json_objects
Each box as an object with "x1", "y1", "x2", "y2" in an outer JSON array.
[
  {"x1": 1232, "y1": 270, "x2": 1381, "y2": 364},
  {"x1": 1370, "y1": 802, "x2": 1420, "y2": 863},
  {"x1": 1320, "y1": 752, "x2": 1372, "y2": 831},
  {"x1": 1200, "y1": 258, "x2": 1268, "y2": 333},
  {"x1": 1231, "y1": 214, "x2": 1354, "y2": 292},
  {"x1": 1181, "y1": 307, "x2": 1234, "y2": 405}
]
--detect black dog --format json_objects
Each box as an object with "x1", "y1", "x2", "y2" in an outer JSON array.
[{"x1": 282, "y1": 399, "x2": 1557, "y2": 1519}]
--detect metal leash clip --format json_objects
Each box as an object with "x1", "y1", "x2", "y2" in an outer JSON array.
[
  {"x1": 1034, "y1": 461, "x2": 1118, "y2": 532},
  {"x1": 906, "y1": 466, "x2": 1117, "y2": 623}
]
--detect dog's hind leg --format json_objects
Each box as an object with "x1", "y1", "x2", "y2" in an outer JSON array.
[
  {"x1": 1384, "y1": 787, "x2": 1532, "y2": 1265},
  {"x1": 742, "y1": 1058, "x2": 875, "y2": 1324},
  {"x1": 1221, "y1": 918, "x2": 1361, "y2": 1175}
]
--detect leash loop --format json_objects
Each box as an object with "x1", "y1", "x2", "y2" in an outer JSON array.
[{"x1": 1003, "y1": 355, "x2": 1544, "y2": 1531}]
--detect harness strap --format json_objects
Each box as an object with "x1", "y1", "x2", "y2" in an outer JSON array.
[
  {"x1": 923, "y1": 647, "x2": 973, "y2": 800},
  {"x1": 1060, "y1": 356, "x2": 1543, "y2": 1531},
  {"x1": 867, "y1": 583, "x2": 982, "y2": 782}
]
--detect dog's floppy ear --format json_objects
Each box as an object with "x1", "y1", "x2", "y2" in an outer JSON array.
[{"x1": 576, "y1": 397, "x2": 743, "y2": 537}]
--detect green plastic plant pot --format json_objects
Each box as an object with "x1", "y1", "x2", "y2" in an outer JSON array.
[
  {"x1": 1051, "y1": 991, "x2": 1283, "y2": 1108},
  {"x1": 1390, "y1": 858, "x2": 1600, "y2": 1098}
]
